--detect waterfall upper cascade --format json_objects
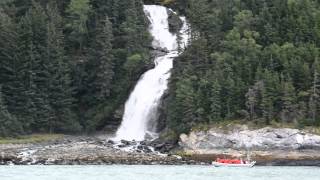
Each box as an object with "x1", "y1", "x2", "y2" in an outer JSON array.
[{"x1": 113, "y1": 5, "x2": 189, "y2": 141}]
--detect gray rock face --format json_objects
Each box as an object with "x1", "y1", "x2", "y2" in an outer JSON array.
[
  {"x1": 167, "y1": 9, "x2": 183, "y2": 34},
  {"x1": 179, "y1": 126, "x2": 320, "y2": 166},
  {"x1": 180, "y1": 126, "x2": 320, "y2": 151}
]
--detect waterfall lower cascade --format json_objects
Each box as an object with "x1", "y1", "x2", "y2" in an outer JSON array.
[{"x1": 113, "y1": 5, "x2": 189, "y2": 141}]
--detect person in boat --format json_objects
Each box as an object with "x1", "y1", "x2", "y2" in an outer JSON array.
[{"x1": 240, "y1": 158, "x2": 246, "y2": 164}]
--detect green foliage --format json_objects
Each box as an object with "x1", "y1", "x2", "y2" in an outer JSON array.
[
  {"x1": 2, "y1": 0, "x2": 320, "y2": 137},
  {"x1": 167, "y1": 0, "x2": 320, "y2": 133},
  {"x1": 168, "y1": 75, "x2": 197, "y2": 133},
  {"x1": 0, "y1": 88, "x2": 22, "y2": 137},
  {"x1": 65, "y1": 0, "x2": 91, "y2": 50},
  {"x1": 0, "y1": 134, "x2": 64, "y2": 144},
  {"x1": 46, "y1": 2, "x2": 81, "y2": 133},
  {"x1": 124, "y1": 54, "x2": 144, "y2": 74},
  {"x1": 87, "y1": 16, "x2": 114, "y2": 102},
  {"x1": 16, "y1": 0, "x2": 51, "y2": 132},
  {"x1": 209, "y1": 79, "x2": 222, "y2": 122},
  {"x1": 0, "y1": 0, "x2": 151, "y2": 136}
]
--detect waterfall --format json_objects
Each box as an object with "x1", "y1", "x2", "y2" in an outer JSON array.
[{"x1": 113, "y1": 5, "x2": 189, "y2": 141}]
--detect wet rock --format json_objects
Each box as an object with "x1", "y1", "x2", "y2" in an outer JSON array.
[
  {"x1": 150, "y1": 137, "x2": 178, "y2": 153},
  {"x1": 136, "y1": 145, "x2": 152, "y2": 153},
  {"x1": 120, "y1": 140, "x2": 131, "y2": 146},
  {"x1": 140, "y1": 141, "x2": 147, "y2": 146},
  {"x1": 107, "y1": 140, "x2": 115, "y2": 145},
  {"x1": 116, "y1": 144, "x2": 125, "y2": 148},
  {"x1": 153, "y1": 143, "x2": 174, "y2": 153},
  {"x1": 167, "y1": 9, "x2": 183, "y2": 34}
]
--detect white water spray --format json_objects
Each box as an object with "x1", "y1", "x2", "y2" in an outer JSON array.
[{"x1": 114, "y1": 5, "x2": 189, "y2": 141}]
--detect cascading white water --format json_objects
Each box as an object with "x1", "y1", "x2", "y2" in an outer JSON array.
[{"x1": 114, "y1": 5, "x2": 189, "y2": 141}]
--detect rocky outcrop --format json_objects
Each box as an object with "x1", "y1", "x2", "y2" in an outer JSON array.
[
  {"x1": 0, "y1": 136, "x2": 195, "y2": 165},
  {"x1": 167, "y1": 9, "x2": 183, "y2": 34},
  {"x1": 2, "y1": 126, "x2": 320, "y2": 166},
  {"x1": 180, "y1": 126, "x2": 320, "y2": 151},
  {"x1": 179, "y1": 126, "x2": 320, "y2": 166}
]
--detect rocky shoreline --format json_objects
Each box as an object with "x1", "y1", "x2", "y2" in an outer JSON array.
[
  {"x1": 179, "y1": 126, "x2": 320, "y2": 166},
  {"x1": 1, "y1": 126, "x2": 320, "y2": 166},
  {"x1": 0, "y1": 136, "x2": 198, "y2": 165}
]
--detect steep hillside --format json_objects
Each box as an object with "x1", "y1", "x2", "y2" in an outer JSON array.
[
  {"x1": 0, "y1": 0, "x2": 151, "y2": 136},
  {"x1": 164, "y1": 0, "x2": 320, "y2": 135}
]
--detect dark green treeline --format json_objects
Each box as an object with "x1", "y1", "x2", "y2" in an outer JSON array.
[
  {"x1": 0, "y1": 0, "x2": 151, "y2": 137},
  {"x1": 166, "y1": 0, "x2": 320, "y2": 134},
  {"x1": 1, "y1": 0, "x2": 320, "y2": 137}
]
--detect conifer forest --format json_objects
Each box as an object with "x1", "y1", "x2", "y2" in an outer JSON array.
[{"x1": 1, "y1": 0, "x2": 320, "y2": 137}]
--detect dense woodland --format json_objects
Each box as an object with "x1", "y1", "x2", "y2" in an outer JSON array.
[
  {"x1": 0, "y1": 0, "x2": 151, "y2": 136},
  {"x1": 0, "y1": 0, "x2": 320, "y2": 137},
  {"x1": 165, "y1": 0, "x2": 320, "y2": 134}
]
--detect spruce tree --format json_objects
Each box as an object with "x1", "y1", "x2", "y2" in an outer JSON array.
[
  {"x1": 18, "y1": 1, "x2": 52, "y2": 132},
  {"x1": 280, "y1": 79, "x2": 298, "y2": 123},
  {"x1": 245, "y1": 84, "x2": 258, "y2": 120},
  {"x1": 259, "y1": 70, "x2": 280, "y2": 124},
  {"x1": 0, "y1": 7, "x2": 24, "y2": 121},
  {"x1": 169, "y1": 74, "x2": 197, "y2": 133},
  {"x1": 309, "y1": 58, "x2": 320, "y2": 123},
  {"x1": 66, "y1": 0, "x2": 92, "y2": 50},
  {"x1": 46, "y1": 2, "x2": 80, "y2": 133},
  {"x1": 89, "y1": 16, "x2": 114, "y2": 101},
  {"x1": 209, "y1": 79, "x2": 222, "y2": 122},
  {"x1": 0, "y1": 8, "x2": 17, "y2": 85},
  {"x1": 122, "y1": 0, "x2": 139, "y2": 54},
  {"x1": 0, "y1": 87, "x2": 22, "y2": 137}
]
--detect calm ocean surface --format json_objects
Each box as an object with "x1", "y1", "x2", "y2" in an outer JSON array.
[{"x1": 0, "y1": 165, "x2": 319, "y2": 180}]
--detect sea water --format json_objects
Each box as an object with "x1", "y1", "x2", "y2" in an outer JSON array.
[{"x1": 0, "y1": 165, "x2": 319, "y2": 180}]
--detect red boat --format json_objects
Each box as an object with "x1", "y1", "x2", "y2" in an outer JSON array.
[{"x1": 212, "y1": 158, "x2": 256, "y2": 167}]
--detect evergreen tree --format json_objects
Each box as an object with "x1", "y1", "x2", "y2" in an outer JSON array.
[
  {"x1": 168, "y1": 74, "x2": 197, "y2": 133},
  {"x1": 309, "y1": 58, "x2": 320, "y2": 123},
  {"x1": 209, "y1": 79, "x2": 222, "y2": 122},
  {"x1": 46, "y1": 2, "x2": 80, "y2": 133},
  {"x1": 89, "y1": 16, "x2": 114, "y2": 101},
  {"x1": 0, "y1": 8, "x2": 17, "y2": 85},
  {"x1": 66, "y1": 0, "x2": 92, "y2": 50},
  {"x1": 121, "y1": 0, "x2": 150, "y2": 55},
  {"x1": 176, "y1": 29, "x2": 183, "y2": 54},
  {"x1": 0, "y1": 87, "x2": 22, "y2": 137},
  {"x1": 280, "y1": 79, "x2": 298, "y2": 123},
  {"x1": 0, "y1": 7, "x2": 24, "y2": 122},
  {"x1": 245, "y1": 83, "x2": 260, "y2": 120},
  {"x1": 17, "y1": 0, "x2": 53, "y2": 132},
  {"x1": 258, "y1": 70, "x2": 280, "y2": 124}
]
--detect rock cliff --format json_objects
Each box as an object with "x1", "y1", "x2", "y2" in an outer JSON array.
[{"x1": 179, "y1": 126, "x2": 320, "y2": 166}]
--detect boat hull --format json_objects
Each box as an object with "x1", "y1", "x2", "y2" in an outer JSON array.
[{"x1": 212, "y1": 161, "x2": 256, "y2": 167}]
